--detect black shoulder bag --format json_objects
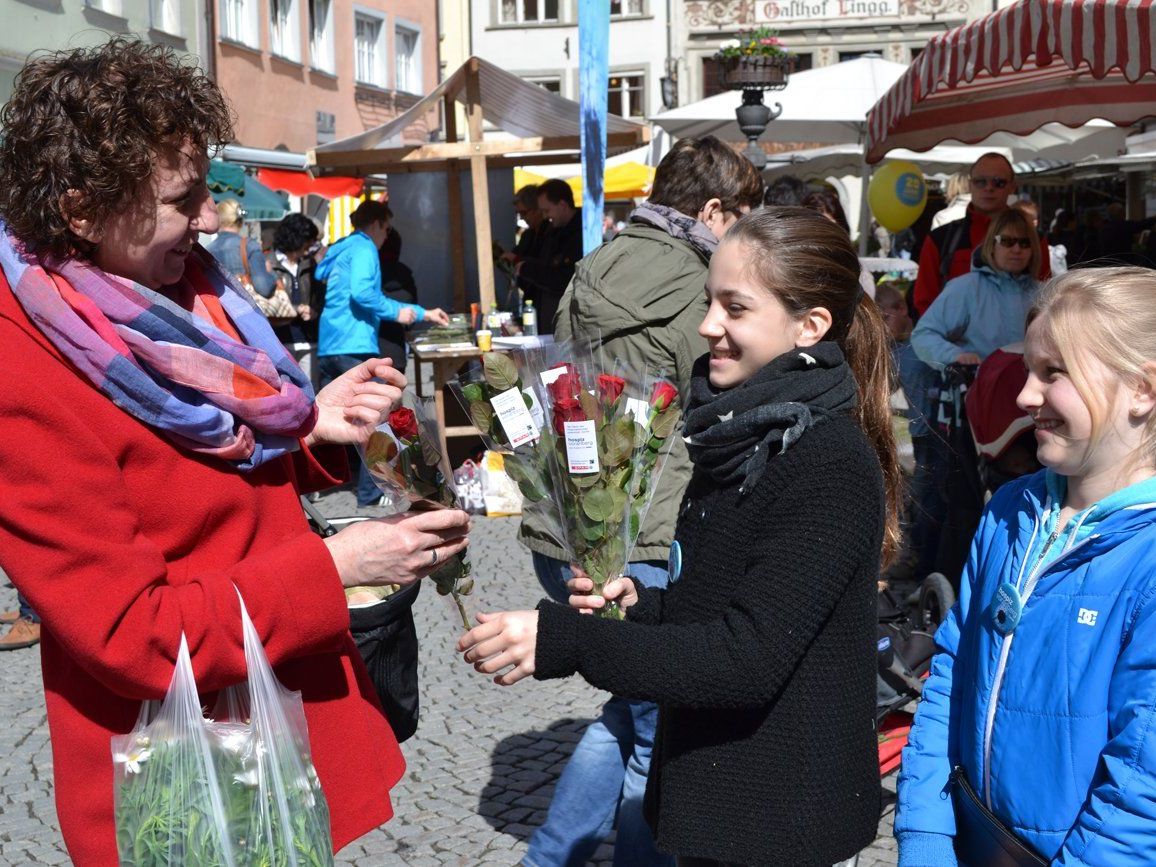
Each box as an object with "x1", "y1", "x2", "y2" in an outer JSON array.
[{"x1": 301, "y1": 497, "x2": 421, "y2": 743}]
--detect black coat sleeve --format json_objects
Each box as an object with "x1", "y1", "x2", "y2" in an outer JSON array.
[{"x1": 534, "y1": 450, "x2": 883, "y2": 710}]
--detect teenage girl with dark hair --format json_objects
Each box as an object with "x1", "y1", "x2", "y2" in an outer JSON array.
[{"x1": 459, "y1": 207, "x2": 901, "y2": 866}]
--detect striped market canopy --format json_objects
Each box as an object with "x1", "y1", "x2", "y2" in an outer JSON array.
[{"x1": 865, "y1": 0, "x2": 1156, "y2": 163}]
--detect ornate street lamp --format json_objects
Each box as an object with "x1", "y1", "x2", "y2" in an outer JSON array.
[{"x1": 720, "y1": 54, "x2": 792, "y2": 169}]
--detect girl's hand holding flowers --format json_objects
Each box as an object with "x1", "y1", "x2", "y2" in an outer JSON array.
[
  {"x1": 304, "y1": 357, "x2": 405, "y2": 449},
  {"x1": 458, "y1": 611, "x2": 540, "y2": 685},
  {"x1": 567, "y1": 572, "x2": 638, "y2": 615}
]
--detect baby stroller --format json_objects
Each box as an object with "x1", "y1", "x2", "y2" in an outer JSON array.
[{"x1": 876, "y1": 345, "x2": 1039, "y2": 776}]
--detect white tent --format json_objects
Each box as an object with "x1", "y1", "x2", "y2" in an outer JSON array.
[{"x1": 652, "y1": 56, "x2": 1128, "y2": 249}]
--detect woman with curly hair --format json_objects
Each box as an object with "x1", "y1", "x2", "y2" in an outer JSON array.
[{"x1": 0, "y1": 38, "x2": 470, "y2": 865}]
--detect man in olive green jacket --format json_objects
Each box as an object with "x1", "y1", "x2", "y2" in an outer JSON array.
[{"x1": 518, "y1": 136, "x2": 764, "y2": 867}]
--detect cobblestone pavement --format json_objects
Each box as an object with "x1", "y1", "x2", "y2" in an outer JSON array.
[{"x1": 0, "y1": 487, "x2": 898, "y2": 866}]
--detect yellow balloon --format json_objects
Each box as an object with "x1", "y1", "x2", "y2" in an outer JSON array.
[{"x1": 868, "y1": 161, "x2": 927, "y2": 233}]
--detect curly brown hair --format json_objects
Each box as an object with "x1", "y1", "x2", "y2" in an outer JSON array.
[{"x1": 0, "y1": 38, "x2": 234, "y2": 260}]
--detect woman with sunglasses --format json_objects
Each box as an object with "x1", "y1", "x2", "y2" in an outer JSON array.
[{"x1": 911, "y1": 208, "x2": 1042, "y2": 372}]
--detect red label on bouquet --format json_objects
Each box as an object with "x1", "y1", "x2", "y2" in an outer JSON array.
[{"x1": 563, "y1": 420, "x2": 600, "y2": 474}]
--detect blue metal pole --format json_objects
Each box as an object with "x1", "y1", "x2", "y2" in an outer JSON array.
[{"x1": 578, "y1": 0, "x2": 609, "y2": 256}]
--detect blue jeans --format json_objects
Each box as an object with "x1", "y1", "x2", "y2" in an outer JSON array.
[
  {"x1": 524, "y1": 554, "x2": 674, "y2": 867},
  {"x1": 17, "y1": 592, "x2": 38, "y2": 624},
  {"x1": 319, "y1": 353, "x2": 380, "y2": 507}
]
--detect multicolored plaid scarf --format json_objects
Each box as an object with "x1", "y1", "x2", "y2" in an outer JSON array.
[{"x1": 0, "y1": 227, "x2": 316, "y2": 470}]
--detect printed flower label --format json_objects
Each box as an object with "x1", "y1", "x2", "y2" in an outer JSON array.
[
  {"x1": 489, "y1": 387, "x2": 540, "y2": 449},
  {"x1": 524, "y1": 386, "x2": 546, "y2": 430},
  {"x1": 563, "y1": 419, "x2": 601, "y2": 474},
  {"x1": 624, "y1": 397, "x2": 652, "y2": 431}
]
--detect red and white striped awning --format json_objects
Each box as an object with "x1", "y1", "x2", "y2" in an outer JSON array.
[{"x1": 866, "y1": 0, "x2": 1156, "y2": 163}]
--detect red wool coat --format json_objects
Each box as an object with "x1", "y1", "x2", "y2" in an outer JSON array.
[{"x1": 0, "y1": 271, "x2": 405, "y2": 866}]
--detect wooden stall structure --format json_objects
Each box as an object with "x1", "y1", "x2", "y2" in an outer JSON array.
[{"x1": 306, "y1": 56, "x2": 650, "y2": 313}]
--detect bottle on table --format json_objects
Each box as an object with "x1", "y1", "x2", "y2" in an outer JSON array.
[
  {"x1": 487, "y1": 303, "x2": 501, "y2": 331},
  {"x1": 522, "y1": 299, "x2": 538, "y2": 337}
]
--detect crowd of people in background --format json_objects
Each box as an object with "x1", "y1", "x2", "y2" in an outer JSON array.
[{"x1": 10, "y1": 38, "x2": 1156, "y2": 867}]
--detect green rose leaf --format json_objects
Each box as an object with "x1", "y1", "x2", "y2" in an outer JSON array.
[
  {"x1": 579, "y1": 390, "x2": 601, "y2": 424},
  {"x1": 572, "y1": 471, "x2": 602, "y2": 489},
  {"x1": 469, "y1": 400, "x2": 494, "y2": 434},
  {"x1": 582, "y1": 486, "x2": 615, "y2": 522},
  {"x1": 483, "y1": 352, "x2": 520, "y2": 392},
  {"x1": 650, "y1": 407, "x2": 679, "y2": 440},
  {"x1": 462, "y1": 382, "x2": 485, "y2": 404},
  {"x1": 580, "y1": 519, "x2": 606, "y2": 542}
]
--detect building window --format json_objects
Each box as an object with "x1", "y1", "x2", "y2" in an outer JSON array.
[
  {"x1": 395, "y1": 24, "x2": 420, "y2": 93},
  {"x1": 499, "y1": 0, "x2": 559, "y2": 25},
  {"x1": 220, "y1": 0, "x2": 257, "y2": 45},
  {"x1": 270, "y1": 0, "x2": 300, "y2": 61},
  {"x1": 525, "y1": 75, "x2": 562, "y2": 95},
  {"x1": 910, "y1": 47, "x2": 923, "y2": 62},
  {"x1": 150, "y1": 0, "x2": 181, "y2": 33},
  {"x1": 608, "y1": 72, "x2": 645, "y2": 118},
  {"x1": 354, "y1": 11, "x2": 387, "y2": 87},
  {"x1": 838, "y1": 50, "x2": 869, "y2": 62},
  {"x1": 310, "y1": 0, "x2": 335, "y2": 72},
  {"x1": 87, "y1": 0, "x2": 124, "y2": 15},
  {"x1": 610, "y1": 0, "x2": 644, "y2": 16}
]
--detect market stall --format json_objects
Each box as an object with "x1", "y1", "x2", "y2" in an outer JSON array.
[
  {"x1": 307, "y1": 56, "x2": 650, "y2": 314},
  {"x1": 866, "y1": 0, "x2": 1156, "y2": 164}
]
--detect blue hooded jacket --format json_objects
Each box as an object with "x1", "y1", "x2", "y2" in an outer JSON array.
[
  {"x1": 896, "y1": 469, "x2": 1156, "y2": 866},
  {"x1": 911, "y1": 250, "x2": 1037, "y2": 370},
  {"x1": 315, "y1": 230, "x2": 424, "y2": 357}
]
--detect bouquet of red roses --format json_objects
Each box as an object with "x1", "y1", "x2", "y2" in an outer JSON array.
[
  {"x1": 449, "y1": 351, "x2": 551, "y2": 505},
  {"x1": 529, "y1": 348, "x2": 681, "y2": 619},
  {"x1": 358, "y1": 396, "x2": 475, "y2": 629}
]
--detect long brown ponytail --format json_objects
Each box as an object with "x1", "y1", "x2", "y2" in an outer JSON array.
[{"x1": 726, "y1": 207, "x2": 902, "y2": 568}]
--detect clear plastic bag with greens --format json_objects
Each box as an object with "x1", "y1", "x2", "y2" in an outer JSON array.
[
  {"x1": 111, "y1": 592, "x2": 332, "y2": 867},
  {"x1": 358, "y1": 393, "x2": 475, "y2": 629},
  {"x1": 525, "y1": 343, "x2": 682, "y2": 619}
]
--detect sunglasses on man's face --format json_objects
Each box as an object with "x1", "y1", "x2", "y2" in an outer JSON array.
[
  {"x1": 995, "y1": 234, "x2": 1031, "y2": 249},
  {"x1": 970, "y1": 175, "x2": 1010, "y2": 190}
]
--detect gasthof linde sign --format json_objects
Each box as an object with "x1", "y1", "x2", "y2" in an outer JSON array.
[{"x1": 756, "y1": 0, "x2": 901, "y2": 21}]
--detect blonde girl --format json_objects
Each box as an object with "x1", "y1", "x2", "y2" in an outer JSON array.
[{"x1": 897, "y1": 267, "x2": 1156, "y2": 866}]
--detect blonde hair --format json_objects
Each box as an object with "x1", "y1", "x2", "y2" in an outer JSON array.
[
  {"x1": 980, "y1": 208, "x2": 1042, "y2": 278},
  {"x1": 216, "y1": 198, "x2": 244, "y2": 229},
  {"x1": 945, "y1": 171, "x2": 970, "y2": 202},
  {"x1": 1028, "y1": 267, "x2": 1156, "y2": 468}
]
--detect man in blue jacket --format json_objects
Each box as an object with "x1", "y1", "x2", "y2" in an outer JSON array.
[{"x1": 316, "y1": 200, "x2": 448, "y2": 508}]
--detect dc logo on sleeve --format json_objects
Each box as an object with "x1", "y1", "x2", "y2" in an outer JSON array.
[{"x1": 1076, "y1": 608, "x2": 1099, "y2": 627}]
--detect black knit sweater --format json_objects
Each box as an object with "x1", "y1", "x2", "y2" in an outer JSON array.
[{"x1": 535, "y1": 413, "x2": 884, "y2": 866}]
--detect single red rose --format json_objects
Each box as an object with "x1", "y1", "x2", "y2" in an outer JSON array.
[
  {"x1": 650, "y1": 381, "x2": 678, "y2": 412},
  {"x1": 552, "y1": 396, "x2": 586, "y2": 435},
  {"x1": 597, "y1": 374, "x2": 626, "y2": 405},
  {"x1": 546, "y1": 367, "x2": 579, "y2": 404},
  {"x1": 388, "y1": 407, "x2": 421, "y2": 441}
]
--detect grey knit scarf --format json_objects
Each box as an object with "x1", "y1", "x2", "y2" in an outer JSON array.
[{"x1": 628, "y1": 202, "x2": 719, "y2": 259}]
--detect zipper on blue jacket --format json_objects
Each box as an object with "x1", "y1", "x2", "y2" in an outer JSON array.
[{"x1": 981, "y1": 509, "x2": 1097, "y2": 808}]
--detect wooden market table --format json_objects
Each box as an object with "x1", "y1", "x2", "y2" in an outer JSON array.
[{"x1": 411, "y1": 344, "x2": 485, "y2": 458}]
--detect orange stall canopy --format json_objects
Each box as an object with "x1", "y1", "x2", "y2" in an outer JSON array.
[{"x1": 257, "y1": 168, "x2": 364, "y2": 200}]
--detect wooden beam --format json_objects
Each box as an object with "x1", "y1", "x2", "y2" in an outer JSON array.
[
  {"x1": 447, "y1": 160, "x2": 466, "y2": 312},
  {"x1": 310, "y1": 131, "x2": 648, "y2": 172},
  {"x1": 466, "y1": 58, "x2": 496, "y2": 313},
  {"x1": 444, "y1": 92, "x2": 466, "y2": 311}
]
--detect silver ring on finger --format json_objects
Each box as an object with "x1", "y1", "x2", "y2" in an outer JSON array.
[{"x1": 429, "y1": 548, "x2": 439, "y2": 566}]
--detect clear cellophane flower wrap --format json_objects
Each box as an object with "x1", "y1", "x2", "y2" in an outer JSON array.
[
  {"x1": 448, "y1": 351, "x2": 552, "y2": 505},
  {"x1": 357, "y1": 394, "x2": 475, "y2": 629},
  {"x1": 527, "y1": 343, "x2": 681, "y2": 619},
  {"x1": 112, "y1": 593, "x2": 332, "y2": 867}
]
